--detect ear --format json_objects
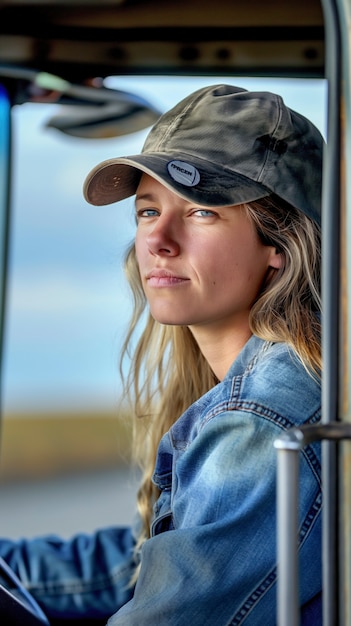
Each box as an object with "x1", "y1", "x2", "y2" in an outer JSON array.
[{"x1": 268, "y1": 248, "x2": 284, "y2": 270}]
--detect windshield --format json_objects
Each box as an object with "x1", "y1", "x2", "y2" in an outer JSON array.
[{"x1": 0, "y1": 74, "x2": 327, "y2": 537}]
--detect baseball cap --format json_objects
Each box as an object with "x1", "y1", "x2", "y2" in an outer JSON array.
[{"x1": 83, "y1": 84, "x2": 324, "y2": 224}]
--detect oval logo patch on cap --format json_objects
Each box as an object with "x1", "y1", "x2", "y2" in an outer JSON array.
[{"x1": 167, "y1": 160, "x2": 200, "y2": 187}]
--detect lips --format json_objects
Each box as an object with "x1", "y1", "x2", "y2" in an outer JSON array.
[{"x1": 146, "y1": 268, "x2": 189, "y2": 287}]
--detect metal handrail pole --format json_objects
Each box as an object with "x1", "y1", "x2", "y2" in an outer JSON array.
[
  {"x1": 275, "y1": 423, "x2": 351, "y2": 626},
  {"x1": 276, "y1": 443, "x2": 300, "y2": 626},
  {"x1": 320, "y1": 0, "x2": 342, "y2": 622}
]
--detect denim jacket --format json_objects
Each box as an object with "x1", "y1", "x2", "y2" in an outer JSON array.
[{"x1": 0, "y1": 335, "x2": 322, "y2": 624}]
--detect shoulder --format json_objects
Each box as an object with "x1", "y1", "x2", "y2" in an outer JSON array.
[
  {"x1": 170, "y1": 336, "x2": 320, "y2": 446},
  {"x1": 224, "y1": 337, "x2": 321, "y2": 428},
  {"x1": 227, "y1": 335, "x2": 320, "y2": 391}
]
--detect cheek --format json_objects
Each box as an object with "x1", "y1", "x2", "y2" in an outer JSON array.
[
  {"x1": 205, "y1": 241, "x2": 268, "y2": 290},
  {"x1": 135, "y1": 233, "x2": 145, "y2": 267},
  {"x1": 203, "y1": 242, "x2": 243, "y2": 278},
  {"x1": 134, "y1": 238, "x2": 148, "y2": 292}
]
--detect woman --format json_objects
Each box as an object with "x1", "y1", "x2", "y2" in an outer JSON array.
[{"x1": 0, "y1": 84, "x2": 322, "y2": 625}]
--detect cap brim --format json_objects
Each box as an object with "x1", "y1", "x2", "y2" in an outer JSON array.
[
  {"x1": 83, "y1": 152, "x2": 271, "y2": 208},
  {"x1": 83, "y1": 156, "x2": 171, "y2": 206}
]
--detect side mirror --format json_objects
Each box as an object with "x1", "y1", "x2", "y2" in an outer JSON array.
[{"x1": 0, "y1": 66, "x2": 162, "y2": 138}]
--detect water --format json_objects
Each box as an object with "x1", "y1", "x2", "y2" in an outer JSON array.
[{"x1": 0, "y1": 466, "x2": 140, "y2": 539}]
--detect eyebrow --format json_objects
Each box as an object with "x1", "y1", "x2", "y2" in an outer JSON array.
[{"x1": 135, "y1": 193, "x2": 157, "y2": 204}]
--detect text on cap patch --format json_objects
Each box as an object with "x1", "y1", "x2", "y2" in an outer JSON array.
[{"x1": 167, "y1": 160, "x2": 200, "y2": 187}]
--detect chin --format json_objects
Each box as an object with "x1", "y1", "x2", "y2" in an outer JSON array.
[
  {"x1": 150, "y1": 311, "x2": 190, "y2": 326},
  {"x1": 153, "y1": 317, "x2": 187, "y2": 326},
  {"x1": 149, "y1": 305, "x2": 188, "y2": 326}
]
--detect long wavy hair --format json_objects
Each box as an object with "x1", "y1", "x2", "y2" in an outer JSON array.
[{"x1": 120, "y1": 193, "x2": 321, "y2": 559}]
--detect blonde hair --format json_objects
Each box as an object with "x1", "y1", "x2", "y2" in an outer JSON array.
[{"x1": 120, "y1": 193, "x2": 321, "y2": 557}]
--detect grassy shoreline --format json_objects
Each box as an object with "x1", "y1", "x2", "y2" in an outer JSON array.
[{"x1": 0, "y1": 411, "x2": 133, "y2": 483}]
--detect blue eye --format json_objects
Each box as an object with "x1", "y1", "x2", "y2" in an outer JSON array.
[
  {"x1": 194, "y1": 209, "x2": 216, "y2": 217},
  {"x1": 137, "y1": 208, "x2": 159, "y2": 218}
]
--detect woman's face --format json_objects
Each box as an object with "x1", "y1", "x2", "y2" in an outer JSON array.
[{"x1": 135, "y1": 174, "x2": 281, "y2": 336}]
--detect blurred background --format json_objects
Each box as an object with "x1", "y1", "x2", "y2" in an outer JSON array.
[{"x1": 0, "y1": 74, "x2": 327, "y2": 539}]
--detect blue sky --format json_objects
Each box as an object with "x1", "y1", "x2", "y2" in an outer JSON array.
[{"x1": 1, "y1": 76, "x2": 328, "y2": 414}]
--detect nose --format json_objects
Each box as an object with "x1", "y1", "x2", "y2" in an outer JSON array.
[{"x1": 146, "y1": 215, "x2": 181, "y2": 257}]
